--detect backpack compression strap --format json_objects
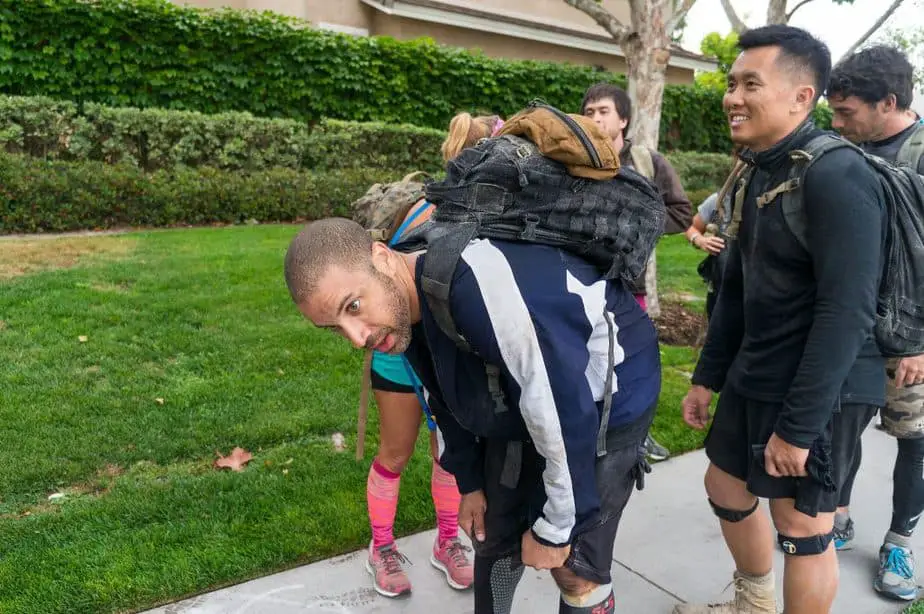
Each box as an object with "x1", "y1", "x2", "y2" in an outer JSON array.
[{"x1": 897, "y1": 120, "x2": 924, "y2": 171}]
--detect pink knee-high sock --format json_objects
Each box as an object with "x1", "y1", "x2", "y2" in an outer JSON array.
[
  {"x1": 367, "y1": 459, "x2": 401, "y2": 549},
  {"x1": 431, "y1": 461, "x2": 462, "y2": 543}
]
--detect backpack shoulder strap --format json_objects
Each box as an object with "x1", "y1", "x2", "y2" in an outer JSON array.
[
  {"x1": 629, "y1": 145, "x2": 655, "y2": 181},
  {"x1": 418, "y1": 222, "x2": 480, "y2": 353},
  {"x1": 776, "y1": 133, "x2": 859, "y2": 251},
  {"x1": 716, "y1": 159, "x2": 750, "y2": 239},
  {"x1": 897, "y1": 121, "x2": 924, "y2": 170}
]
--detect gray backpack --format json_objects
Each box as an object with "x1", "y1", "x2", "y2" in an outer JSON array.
[{"x1": 719, "y1": 124, "x2": 924, "y2": 357}]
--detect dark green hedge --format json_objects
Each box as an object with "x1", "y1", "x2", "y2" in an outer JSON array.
[
  {"x1": 0, "y1": 93, "x2": 733, "y2": 184},
  {"x1": 0, "y1": 152, "x2": 394, "y2": 233},
  {"x1": 0, "y1": 94, "x2": 313, "y2": 171},
  {"x1": 0, "y1": 0, "x2": 837, "y2": 154},
  {"x1": 0, "y1": 145, "x2": 735, "y2": 235}
]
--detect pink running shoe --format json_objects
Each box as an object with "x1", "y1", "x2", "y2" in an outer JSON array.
[
  {"x1": 430, "y1": 537, "x2": 474, "y2": 590},
  {"x1": 366, "y1": 541, "x2": 412, "y2": 598}
]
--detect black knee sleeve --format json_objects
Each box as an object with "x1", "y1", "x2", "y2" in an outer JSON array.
[
  {"x1": 709, "y1": 497, "x2": 759, "y2": 523},
  {"x1": 474, "y1": 554, "x2": 524, "y2": 614},
  {"x1": 778, "y1": 531, "x2": 834, "y2": 556}
]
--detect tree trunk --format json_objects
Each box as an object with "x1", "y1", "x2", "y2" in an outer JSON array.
[
  {"x1": 626, "y1": 0, "x2": 671, "y2": 318},
  {"x1": 766, "y1": 0, "x2": 789, "y2": 24}
]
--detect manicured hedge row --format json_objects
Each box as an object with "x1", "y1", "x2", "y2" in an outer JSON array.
[
  {"x1": 0, "y1": 152, "x2": 394, "y2": 233},
  {"x1": 0, "y1": 93, "x2": 735, "y2": 188}
]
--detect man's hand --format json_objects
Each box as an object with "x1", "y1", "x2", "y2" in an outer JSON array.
[
  {"x1": 697, "y1": 235, "x2": 726, "y2": 255},
  {"x1": 682, "y1": 385, "x2": 713, "y2": 429},
  {"x1": 895, "y1": 355, "x2": 924, "y2": 388},
  {"x1": 764, "y1": 433, "x2": 809, "y2": 478},
  {"x1": 458, "y1": 490, "x2": 487, "y2": 543},
  {"x1": 521, "y1": 530, "x2": 570, "y2": 570}
]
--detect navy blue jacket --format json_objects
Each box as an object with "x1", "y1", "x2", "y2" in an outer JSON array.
[{"x1": 403, "y1": 238, "x2": 661, "y2": 546}]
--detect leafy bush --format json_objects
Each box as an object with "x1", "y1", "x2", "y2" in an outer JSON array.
[
  {"x1": 0, "y1": 152, "x2": 394, "y2": 233},
  {"x1": 0, "y1": 95, "x2": 313, "y2": 171},
  {"x1": 303, "y1": 119, "x2": 446, "y2": 173},
  {"x1": 0, "y1": 0, "x2": 740, "y2": 153}
]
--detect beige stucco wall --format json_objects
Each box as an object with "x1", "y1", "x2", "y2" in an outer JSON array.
[
  {"x1": 169, "y1": 0, "x2": 695, "y2": 84},
  {"x1": 373, "y1": 15, "x2": 692, "y2": 84},
  {"x1": 452, "y1": 0, "x2": 631, "y2": 33}
]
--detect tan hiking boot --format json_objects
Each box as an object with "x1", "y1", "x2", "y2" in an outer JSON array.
[{"x1": 672, "y1": 571, "x2": 778, "y2": 614}]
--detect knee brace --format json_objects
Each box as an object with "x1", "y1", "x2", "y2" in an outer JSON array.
[
  {"x1": 709, "y1": 498, "x2": 759, "y2": 523},
  {"x1": 559, "y1": 584, "x2": 615, "y2": 614},
  {"x1": 777, "y1": 531, "x2": 834, "y2": 556}
]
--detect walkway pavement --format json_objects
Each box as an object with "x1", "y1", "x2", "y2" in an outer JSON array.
[{"x1": 143, "y1": 426, "x2": 920, "y2": 614}]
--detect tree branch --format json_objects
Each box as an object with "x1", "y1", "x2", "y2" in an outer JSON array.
[
  {"x1": 668, "y1": 0, "x2": 699, "y2": 34},
  {"x1": 786, "y1": 0, "x2": 818, "y2": 21},
  {"x1": 844, "y1": 0, "x2": 906, "y2": 57},
  {"x1": 719, "y1": 0, "x2": 748, "y2": 34},
  {"x1": 562, "y1": 0, "x2": 633, "y2": 42}
]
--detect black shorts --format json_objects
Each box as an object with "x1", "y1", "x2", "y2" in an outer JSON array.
[
  {"x1": 474, "y1": 406, "x2": 654, "y2": 585},
  {"x1": 705, "y1": 386, "x2": 872, "y2": 517},
  {"x1": 370, "y1": 369, "x2": 415, "y2": 394}
]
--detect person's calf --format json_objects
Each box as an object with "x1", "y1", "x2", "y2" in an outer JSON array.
[
  {"x1": 473, "y1": 554, "x2": 523, "y2": 614},
  {"x1": 551, "y1": 567, "x2": 614, "y2": 614},
  {"x1": 891, "y1": 436, "x2": 924, "y2": 536},
  {"x1": 770, "y1": 500, "x2": 838, "y2": 614},
  {"x1": 705, "y1": 463, "x2": 774, "y2": 576}
]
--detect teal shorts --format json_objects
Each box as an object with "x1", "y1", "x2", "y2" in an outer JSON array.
[{"x1": 371, "y1": 351, "x2": 422, "y2": 389}]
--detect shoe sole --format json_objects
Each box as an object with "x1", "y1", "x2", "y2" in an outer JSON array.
[
  {"x1": 365, "y1": 558, "x2": 412, "y2": 598},
  {"x1": 873, "y1": 580, "x2": 918, "y2": 602},
  {"x1": 430, "y1": 553, "x2": 473, "y2": 591}
]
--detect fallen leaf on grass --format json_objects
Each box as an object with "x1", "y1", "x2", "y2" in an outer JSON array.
[
  {"x1": 0, "y1": 320, "x2": 6, "y2": 331},
  {"x1": 214, "y1": 447, "x2": 253, "y2": 472},
  {"x1": 78, "y1": 335, "x2": 88, "y2": 343},
  {"x1": 154, "y1": 398, "x2": 164, "y2": 405}
]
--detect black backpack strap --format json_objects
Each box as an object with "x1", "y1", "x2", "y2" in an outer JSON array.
[
  {"x1": 773, "y1": 134, "x2": 858, "y2": 251},
  {"x1": 419, "y1": 222, "x2": 479, "y2": 352},
  {"x1": 596, "y1": 309, "x2": 616, "y2": 458}
]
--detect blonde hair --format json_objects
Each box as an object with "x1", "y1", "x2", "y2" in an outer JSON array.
[{"x1": 440, "y1": 112, "x2": 502, "y2": 162}]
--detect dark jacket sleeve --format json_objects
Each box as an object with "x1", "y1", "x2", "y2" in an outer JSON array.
[
  {"x1": 691, "y1": 227, "x2": 745, "y2": 391},
  {"x1": 430, "y1": 393, "x2": 484, "y2": 494},
  {"x1": 652, "y1": 151, "x2": 693, "y2": 235},
  {"x1": 774, "y1": 150, "x2": 886, "y2": 448}
]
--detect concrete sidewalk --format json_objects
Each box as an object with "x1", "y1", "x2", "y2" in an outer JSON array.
[{"x1": 144, "y1": 426, "x2": 919, "y2": 614}]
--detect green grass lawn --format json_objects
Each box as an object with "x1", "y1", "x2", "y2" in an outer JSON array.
[
  {"x1": 0, "y1": 227, "x2": 707, "y2": 614},
  {"x1": 906, "y1": 601, "x2": 924, "y2": 613}
]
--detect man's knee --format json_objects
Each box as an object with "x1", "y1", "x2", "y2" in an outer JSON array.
[
  {"x1": 552, "y1": 568, "x2": 615, "y2": 612},
  {"x1": 705, "y1": 463, "x2": 759, "y2": 521},
  {"x1": 770, "y1": 498, "x2": 834, "y2": 556},
  {"x1": 551, "y1": 567, "x2": 597, "y2": 596}
]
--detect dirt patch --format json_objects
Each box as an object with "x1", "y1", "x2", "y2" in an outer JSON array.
[
  {"x1": 0, "y1": 236, "x2": 136, "y2": 280},
  {"x1": 654, "y1": 300, "x2": 708, "y2": 347}
]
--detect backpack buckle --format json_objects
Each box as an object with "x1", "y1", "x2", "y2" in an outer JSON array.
[
  {"x1": 520, "y1": 213, "x2": 540, "y2": 240},
  {"x1": 515, "y1": 144, "x2": 531, "y2": 159}
]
